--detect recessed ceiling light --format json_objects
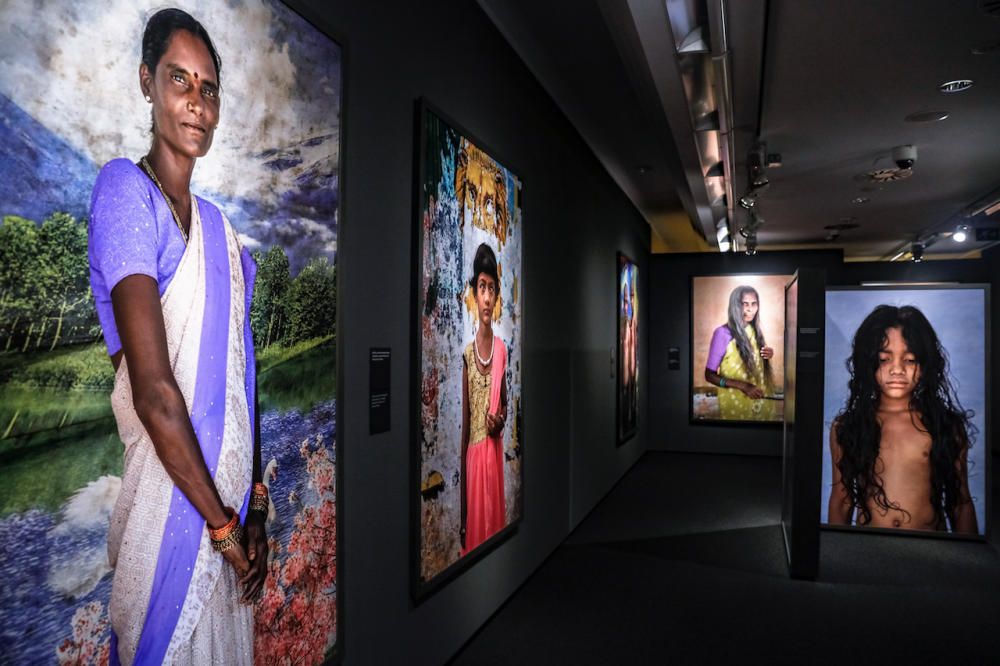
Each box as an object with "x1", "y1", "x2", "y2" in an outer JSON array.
[
  {"x1": 953, "y1": 225, "x2": 970, "y2": 243},
  {"x1": 939, "y1": 79, "x2": 973, "y2": 93},
  {"x1": 852, "y1": 197, "x2": 869, "y2": 205},
  {"x1": 905, "y1": 110, "x2": 949, "y2": 123},
  {"x1": 636, "y1": 165, "x2": 653, "y2": 175}
]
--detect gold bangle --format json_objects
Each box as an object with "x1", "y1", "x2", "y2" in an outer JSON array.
[
  {"x1": 212, "y1": 523, "x2": 244, "y2": 554},
  {"x1": 208, "y1": 507, "x2": 238, "y2": 541},
  {"x1": 249, "y1": 482, "x2": 269, "y2": 514}
]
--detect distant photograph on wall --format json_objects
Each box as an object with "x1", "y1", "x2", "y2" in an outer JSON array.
[
  {"x1": 0, "y1": 1, "x2": 340, "y2": 661},
  {"x1": 413, "y1": 102, "x2": 524, "y2": 597},
  {"x1": 691, "y1": 274, "x2": 791, "y2": 423},
  {"x1": 821, "y1": 286, "x2": 989, "y2": 537},
  {"x1": 617, "y1": 253, "x2": 638, "y2": 444}
]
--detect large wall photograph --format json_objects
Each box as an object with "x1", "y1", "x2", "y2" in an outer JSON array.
[
  {"x1": 617, "y1": 253, "x2": 638, "y2": 444},
  {"x1": 821, "y1": 286, "x2": 989, "y2": 537},
  {"x1": 691, "y1": 274, "x2": 790, "y2": 423},
  {"x1": 414, "y1": 103, "x2": 524, "y2": 597},
  {"x1": 0, "y1": 1, "x2": 340, "y2": 661}
]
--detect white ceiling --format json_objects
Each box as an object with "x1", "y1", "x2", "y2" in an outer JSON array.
[{"x1": 478, "y1": 0, "x2": 1000, "y2": 260}]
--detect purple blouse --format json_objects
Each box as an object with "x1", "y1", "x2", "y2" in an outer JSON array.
[
  {"x1": 88, "y1": 158, "x2": 189, "y2": 356},
  {"x1": 706, "y1": 325, "x2": 734, "y2": 372}
]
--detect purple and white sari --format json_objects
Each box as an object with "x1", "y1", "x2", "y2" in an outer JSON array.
[{"x1": 89, "y1": 159, "x2": 257, "y2": 665}]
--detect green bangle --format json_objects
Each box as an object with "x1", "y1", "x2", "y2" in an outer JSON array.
[{"x1": 719, "y1": 377, "x2": 727, "y2": 388}]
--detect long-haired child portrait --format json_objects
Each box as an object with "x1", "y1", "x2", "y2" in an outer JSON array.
[{"x1": 823, "y1": 291, "x2": 987, "y2": 535}]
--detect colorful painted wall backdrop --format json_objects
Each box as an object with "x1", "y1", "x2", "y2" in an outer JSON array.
[
  {"x1": 617, "y1": 254, "x2": 638, "y2": 444},
  {"x1": 0, "y1": 1, "x2": 340, "y2": 662},
  {"x1": 416, "y1": 107, "x2": 523, "y2": 591}
]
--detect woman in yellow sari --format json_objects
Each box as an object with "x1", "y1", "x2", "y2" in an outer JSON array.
[{"x1": 704, "y1": 285, "x2": 775, "y2": 420}]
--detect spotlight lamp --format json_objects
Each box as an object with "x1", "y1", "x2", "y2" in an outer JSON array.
[
  {"x1": 952, "y1": 225, "x2": 970, "y2": 243},
  {"x1": 911, "y1": 242, "x2": 925, "y2": 262}
]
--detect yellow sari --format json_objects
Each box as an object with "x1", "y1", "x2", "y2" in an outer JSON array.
[{"x1": 717, "y1": 325, "x2": 775, "y2": 421}]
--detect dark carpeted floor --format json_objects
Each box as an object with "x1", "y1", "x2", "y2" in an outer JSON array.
[{"x1": 451, "y1": 452, "x2": 1000, "y2": 665}]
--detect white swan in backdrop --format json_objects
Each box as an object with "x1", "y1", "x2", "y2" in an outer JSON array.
[{"x1": 48, "y1": 475, "x2": 121, "y2": 599}]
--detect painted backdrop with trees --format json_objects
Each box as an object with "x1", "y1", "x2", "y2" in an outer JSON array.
[{"x1": 0, "y1": 1, "x2": 340, "y2": 662}]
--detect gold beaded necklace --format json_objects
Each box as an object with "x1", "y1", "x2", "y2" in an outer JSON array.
[{"x1": 140, "y1": 156, "x2": 189, "y2": 245}]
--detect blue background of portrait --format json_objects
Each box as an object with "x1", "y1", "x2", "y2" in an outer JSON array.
[{"x1": 821, "y1": 287, "x2": 988, "y2": 534}]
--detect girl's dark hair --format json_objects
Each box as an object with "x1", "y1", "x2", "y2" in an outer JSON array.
[
  {"x1": 469, "y1": 243, "x2": 499, "y2": 290},
  {"x1": 726, "y1": 285, "x2": 773, "y2": 387},
  {"x1": 835, "y1": 304, "x2": 975, "y2": 529},
  {"x1": 142, "y1": 8, "x2": 222, "y2": 86}
]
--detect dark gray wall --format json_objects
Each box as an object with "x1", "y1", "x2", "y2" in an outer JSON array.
[
  {"x1": 649, "y1": 249, "x2": 996, "y2": 457},
  {"x1": 291, "y1": 1, "x2": 650, "y2": 662},
  {"x1": 987, "y1": 244, "x2": 999, "y2": 458}
]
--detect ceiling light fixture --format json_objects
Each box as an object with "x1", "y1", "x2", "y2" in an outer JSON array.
[
  {"x1": 952, "y1": 225, "x2": 970, "y2": 242},
  {"x1": 852, "y1": 197, "x2": 869, "y2": 205},
  {"x1": 939, "y1": 79, "x2": 974, "y2": 93},
  {"x1": 911, "y1": 242, "x2": 925, "y2": 262}
]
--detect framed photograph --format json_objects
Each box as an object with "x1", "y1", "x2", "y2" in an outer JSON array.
[
  {"x1": 617, "y1": 253, "x2": 639, "y2": 444},
  {"x1": 691, "y1": 273, "x2": 792, "y2": 424},
  {"x1": 0, "y1": 2, "x2": 341, "y2": 661},
  {"x1": 821, "y1": 285, "x2": 990, "y2": 539},
  {"x1": 412, "y1": 101, "x2": 524, "y2": 599}
]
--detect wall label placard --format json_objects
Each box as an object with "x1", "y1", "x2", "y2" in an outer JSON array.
[{"x1": 370, "y1": 347, "x2": 391, "y2": 434}]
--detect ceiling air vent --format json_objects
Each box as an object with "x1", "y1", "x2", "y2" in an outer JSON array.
[
  {"x1": 980, "y1": 0, "x2": 1000, "y2": 17},
  {"x1": 939, "y1": 79, "x2": 974, "y2": 93},
  {"x1": 824, "y1": 220, "x2": 859, "y2": 241},
  {"x1": 865, "y1": 168, "x2": 913, "y2": 183}
]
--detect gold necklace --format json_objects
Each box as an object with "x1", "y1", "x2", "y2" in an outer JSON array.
[{"x1": 140, "y1": 156, "x2": 189, "y2": 245}]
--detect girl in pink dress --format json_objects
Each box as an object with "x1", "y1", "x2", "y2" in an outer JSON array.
[{"x1": 460, "y1": 243, "x2": 508, "y2": 554}]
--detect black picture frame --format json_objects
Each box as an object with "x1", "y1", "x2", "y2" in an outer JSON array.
[
  {"x1": 617, "y1": 252, "x2": 639, "y2": 445},
  {"x1": 820, "y1": 283, "x2": 991, "y2": 542},
  {"x1": 410, "y1": 98, "x2": 525, "y2": 601},
  {"x1": 689, "y1": 272, "x2": 794, "y2": 426},
  {"x1": 272, "y1": 2, "x2": 346, "y2": 661}
]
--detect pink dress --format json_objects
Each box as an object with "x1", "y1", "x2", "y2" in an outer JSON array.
[{"x1": 463, "y1": 337, "x2": 507, "y2": 554}]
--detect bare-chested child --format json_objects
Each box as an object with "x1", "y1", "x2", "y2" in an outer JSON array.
[{"x1": 828, "y1": 305, "x2": 978, "y2": 534}]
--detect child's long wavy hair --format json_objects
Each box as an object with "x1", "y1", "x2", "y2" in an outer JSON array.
[{"x1": 834, "y1": 304, "x2": 975, "y2": 528}]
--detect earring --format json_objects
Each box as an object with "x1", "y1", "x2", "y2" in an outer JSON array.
[{"x1": 145, "y1": 95, "x2": 151, "y2": 103}]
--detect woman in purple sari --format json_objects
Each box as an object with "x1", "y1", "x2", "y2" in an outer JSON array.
[{"x1": 88, "y1": 9, "x2": 267, "y2": 664}]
